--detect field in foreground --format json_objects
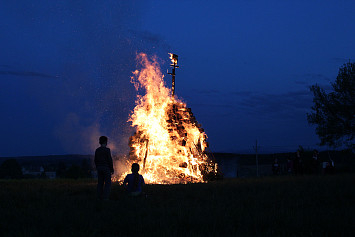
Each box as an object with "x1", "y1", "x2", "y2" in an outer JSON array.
[{"x1": 0, "y1": 175, "x2": 354, "y2": 237}]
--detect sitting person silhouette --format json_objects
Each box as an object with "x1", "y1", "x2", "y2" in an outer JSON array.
[{"x1": 123, "y1": 163, "x2": 145, "y2": 196}]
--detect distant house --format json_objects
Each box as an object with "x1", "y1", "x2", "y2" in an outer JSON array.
[
  {"x1": 22, "y1": 166, "x2": 44, "y2": 177},
  {"x1": 22, "y1": 166, "x2": 56, "y2": 179}
]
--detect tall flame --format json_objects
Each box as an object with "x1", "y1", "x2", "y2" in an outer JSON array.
[{"x1": 117, "y1": 53, "x2": 217, "y2": 184}]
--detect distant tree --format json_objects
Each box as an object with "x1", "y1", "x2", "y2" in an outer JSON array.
[
  {"x1": 0, "y1": 159, "x2": 23, "y2": 179},
  {"x1": 65, "y1": 164, "x2": 84, "y2": 179},
  {"x1": 81, "y1": 159, "x2": 92, "y2": 178},
  {"x1": 298, "y1": 145, "x2": 305, "y2": 154},
  {"x1": 307, "y1": 62, "x2": 355, "y2": 150},
  {"x1": 56, "y1": 162, "x2": 67, "y2": 178}
]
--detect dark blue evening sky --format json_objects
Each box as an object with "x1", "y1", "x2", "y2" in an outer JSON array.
[{"x1": 1, "y1": 0, "x2": 354, "y2": 156}]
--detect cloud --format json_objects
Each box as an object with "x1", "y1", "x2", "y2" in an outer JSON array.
[
  {"x1": 291, "y1": 73, "x2": 333, "y2": 87},
  {"x1": 294, "y1": 80, "x2": 308, "y2": 85},
  {"x1": 235, "y1": 90, "x2": 313, "y2": 119},
  {"x1": 0, "y1": 70, "x2": 57, "y2": 79},
  {"x1": 302, "y1": 73, "x2": 331, "y2": 82},
  {"x1": 188, "y1": 103, "x2": 233, "y2": 109},
  {"x1": 190, "y1": 89, "x2": 222, "y2": 96},
  {"x1": 128, "y1": 30, "x2": 164, "y2": 45},
  {"x1": 331, "y1": 57, "x2": 351, "y2": 64},
  {"x1": 185, "y1": 88, "x2": 314, "y2": 120},
  {"x1": 292, "y1": 73, "x2": 334, "y2": 91}
]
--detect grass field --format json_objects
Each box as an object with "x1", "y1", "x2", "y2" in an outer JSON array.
[{"x1": 0, "y1": 174, "x2": 354, "y2": 237}]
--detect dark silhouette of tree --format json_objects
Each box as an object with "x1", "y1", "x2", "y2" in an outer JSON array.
[
  {"x1": 0, "y1": 159, "x2": 23, "y2": 179},
  {"x1": 81, "y1": 159, "x2": 92, "y2": 178},
  {"x1": 307, "y1": 62, "x2": 354, "y2": 149},
  {"x1": 56, "y1": 162, "x2": 67, "y2": 178},
  {"x1": 64, "y1": 165, "x2": 82, "y2": 179}
]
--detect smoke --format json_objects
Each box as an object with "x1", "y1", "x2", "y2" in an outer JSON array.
[
  {"x1": 0, "y1": 0, "x2": 170, "y2": 156},
  {"x1": 113, "y1": 157, "x2": 131, "y2": 179},
  {"x1": 54, "y1": 113, "x2": 101, "y2": 154}
]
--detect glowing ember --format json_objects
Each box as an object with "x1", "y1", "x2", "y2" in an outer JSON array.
[{"x1": 115, "y1": 53, "x2": 218, "y2": 184}]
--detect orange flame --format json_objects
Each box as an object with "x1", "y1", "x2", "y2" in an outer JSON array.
[
  {"x1": 115, "y1": 53, "x2": 216, "y2": 184},
  {"x1": 169, "y1": 53, "x2": 178, "y2": 65}
]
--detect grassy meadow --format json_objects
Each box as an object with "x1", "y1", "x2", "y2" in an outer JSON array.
[{"x1": 0, "y1": 174, "x2": 354, "y2": 237}]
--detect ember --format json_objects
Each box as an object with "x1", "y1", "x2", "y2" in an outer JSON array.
[{"x1": 115, "y1": 53, "x2": 219, "y2": 184}]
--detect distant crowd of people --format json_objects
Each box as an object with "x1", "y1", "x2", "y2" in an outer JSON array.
[
  {"x1": 94, "y1": 136, "x2": 145, "y2": 201},
  {"x1": 272, "y1": 149, "x2": 335, "y2": 176}
]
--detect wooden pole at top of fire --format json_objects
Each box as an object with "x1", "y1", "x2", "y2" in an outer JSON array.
[{"x1": 168, "y1": 53, "x2": 179, "y2": 97}]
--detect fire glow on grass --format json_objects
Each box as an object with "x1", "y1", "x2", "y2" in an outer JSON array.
[{"x1": 116, "y1": 53, "x2": 217, "y2": 184}]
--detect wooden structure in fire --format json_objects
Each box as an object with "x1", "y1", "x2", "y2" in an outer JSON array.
[{"x1": 128, "y1": 54, "x2": 221, "y2": 181}]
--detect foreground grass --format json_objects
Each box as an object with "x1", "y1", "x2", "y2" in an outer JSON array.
[{"x1": 0, "y1": 175, "x2": 354, "y2": 237}]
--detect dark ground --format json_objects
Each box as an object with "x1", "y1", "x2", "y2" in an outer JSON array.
[{"x1": 0, "y1": 174, "x2": 354, "y2": 237}]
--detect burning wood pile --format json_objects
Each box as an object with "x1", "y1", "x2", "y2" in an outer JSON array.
[{"x1": 120, "y1": 53, "x2": 219, "y2": 184}]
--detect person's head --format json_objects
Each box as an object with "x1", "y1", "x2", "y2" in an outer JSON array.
[
  {"x1": 131, "y1": 163, "x2": 140, "y2": 173},
  {"x1": 99, "y1": 136, "x2": 108, "y2": 146},
  {"x1": 131, "y1": 163, "x2": 140, "y2": 189}
]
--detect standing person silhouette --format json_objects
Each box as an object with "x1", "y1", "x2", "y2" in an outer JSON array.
[
  {"x1": 272, "y1": 158, "x2": 280, "y2": 175},
  {"x1": 312, "y1": 150, "x2": 319, "y2": 174},
  {"x1": 123, "y1": 163, "x2": 145, "y2": 196},
  {"x1": 95, "y1": 136, "x2": 114, "y2": 200}
]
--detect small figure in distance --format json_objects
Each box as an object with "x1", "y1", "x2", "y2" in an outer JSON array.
[
  {"x1": 294, "y1": 150, "x2": 302, "y2": 175},
  {"x1": 123, "y1": 163, "x2": 145, "y2": 197},
  {"x1": 272, "y1": 158, "x2": 280, "y2": 175},
  {"x1": 95, "y1": 136, "x2": 114, "y2": 200},
  {"x1": 312, "y1": 149, "x2": 319, "y2": 175},
  {"x1": 287, "y1": 156, "x2": 293, "y2": 175}
]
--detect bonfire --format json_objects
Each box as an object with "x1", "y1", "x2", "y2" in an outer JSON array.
[{"x1": 116, "y1": 53, "x2": 218, "y2": 184}]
